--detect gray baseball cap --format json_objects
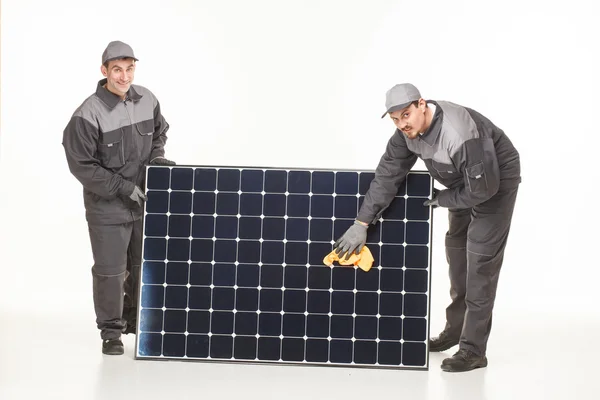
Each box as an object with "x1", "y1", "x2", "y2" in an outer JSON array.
[
  {"x1": 102, "y1": 40, "x2": 138, "y2": 64},
  {"x1": 381, "y1": 83, "x2": 421, "y2": 118}
]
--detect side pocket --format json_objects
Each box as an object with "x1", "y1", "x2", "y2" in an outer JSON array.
[
  {"x1": 466, "y1": 161, "x2": 488, "y2": 193},
  {"x1": 98, "y1": 129, "x2": 125, "y2": 169}
]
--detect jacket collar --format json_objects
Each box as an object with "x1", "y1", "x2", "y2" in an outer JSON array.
[
  {"x1": 418, "y1": 100, "x2": 443, "y2": 146},
  {"x1": 95, "y1": 78, "x2": 143, "y2": 109}
]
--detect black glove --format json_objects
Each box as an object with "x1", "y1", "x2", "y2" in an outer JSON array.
[
  {"x1": 333, "y1": 220, "x2": 368, "y2": 261},
  {"x1": 129, "y1": 185, "x2": 147, "y2": 207},
  {"x1": 150, "y1": 157, "x2": 176, "y2": 166},
  {"x1": 423, "y1": 188, "x2": 440, "y2": 208}
]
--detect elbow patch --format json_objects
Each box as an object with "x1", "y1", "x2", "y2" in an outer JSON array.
[{"x1": 466, "y1": 161, "x2": 487, "y2": 194}]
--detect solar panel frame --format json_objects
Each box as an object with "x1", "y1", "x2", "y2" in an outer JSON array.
[{"x1": 134, "y1": 164, "x2": 434, "y2": 370}]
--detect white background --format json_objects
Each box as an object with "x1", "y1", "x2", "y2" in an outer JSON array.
[{"x1": 1, "y1": 0, "x2": 599, "y2": 399}]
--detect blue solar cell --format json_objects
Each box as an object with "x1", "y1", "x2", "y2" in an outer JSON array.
[
  {"x1": 217, "y1": 169, "x2": 240, "y2": 192},
  {"x1": 263, "y1": 194, "x2": 286, "y2": 216},
  {"x1": 282, "y1": 314, "x2": 305, "y2": 337},
  {"x1": 214, "y1": 240, "x2": 237, "y2": 262},
  {"x1": 194, "y1": 168, "x2": 217, "y2": 191},
  {"x1": 164, "y1": 286, "x2": 187, "y2": 308},
  {"x1": 283, "y1": 266, "x2": 307, "y2": 289},
  {"x1": 354, "y1": 341, "x2": 377, "y2": 365},
  {"x1": 235, "y1": 289, "x2": 259, "y2": 311},
  {"x1": 166, "y1": 239, "x2": 189, "y2": 262},
  {"x1": 169, "y1": 191, "x2": 193, "y2": 214},
  {"x1": 239, "y1": 193, "x2": 262, "y2": 216},
  {"x1": 258, "y1": 313, "x2": 281, "y2": 336},
  {"x1": 334, "y1": 196, "x2": 358, "y2": 218},
  {"x1": 215, "y1": 193, "x2": 239, "y2": 215},
  {"x1": 309, "y1": 219, "x2": 333, "y2": 242},
  {"x1": 264, "y1": 170, "x2": 287, "y2": 193},
  {"x1": 284, "y1": 242, "x2": 308, "y2": 265},
  {"x1": 187, "y1": 311, "x2": 210, "y2": 333},
  {"x1": 213, "y1": 264, "x2": 236, "y2": 287},
  {"x1": 335, "y1": 172, "x2": 359, "y2": 195},
  {"x1": 405, "y1": 245, "x2": 429, "y2": 268},
  {"x1": 168, "y1": 215, "x2": 191, "y2": 238},
  {"x1": 234, "y1": 312, "x2": 258, "y2": 335},
  {"x1": 237, "y1": 240, "x2": 261, "y2": 263},
  {"x1": 215, "y1": 216, "x2": 238, "y2": 239},
  {"x1": 286, "y1": 195, "x2": 310, "y2": 217},
  {"x1": 192, "y1": 192, "x2": 216, "y2": 215},
  {"x1": 190, "y1": 239, "x2": 213, "y2": 262},
  {"x1": 406, "y1": 221, "x2": 430, "y2": 244},
  {"x1": 240, "y1": 169, "x2": 264, "y2": 192},
  {"x1": 404, "y1": 269, "x2": 429, "y2": 293},
  {"x1": 146, "y1": 191, "x2": 169, "y2": 213},
  {"x1": 234, "y1": 337, "x2": 257, "y2": 360},
  {"x1": 165, "y1": 262, "x2": 189, "y2": 285},
  {"x1": 147, "y1": 167, "x2": 170, "y2": 190},
  {"x1": 307, "y1": 290, "x2": 330, "y2": 313},
  {"x1": 310, "y1": 195, "x2": 333, "y2": 218},
  {"x1": 138, "y1": 166, "x2": 433, "y2": 370},
  {"x1": 285, "y1": 218, "x2": 308, "y2": 241},
  {"x1": 143, "y1": 238, "x2": 166, "y2": 261},
  {"x1": 191, "y1": 216, "x2": 214, "y2": 238},
  {"x1": 189, "y1": 263, "x2": 212, "y2": 286},
  {"x1": 236, "y1": 264, "x2": 259, "y2": 287},
  {"x1": 380, "y1": 244, "x2": 405, "y2": 267},
  {"x1": 170, "y1": 167, "x2": 194, "y2": 190},
  {"x1": 144, "y1": 214, "x2": 167, "y2": 237},
  {"x1": 142, "y1": 261, "x2": 165, "y2": 284},
  {"x1": 283, "y1": 289, "x2": 306, "y2": 312},
  {"x1": 354, "y1": 316, "x2": 377, "y2": 339},
  {"x1": 406, "y1": 173, "x2": 430, "y2": 196},
  {"x1": 261, "y1": 241, "x2": 284, "y2": 264},
  {"x1": 288, "y1": 170, "x2": 311, "y2": 193},
  {"x1": 311, "y1": 171, "x2": 334, "y2": 194}
]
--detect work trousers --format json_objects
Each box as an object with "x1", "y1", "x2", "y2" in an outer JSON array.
[
  {"x1": 442, "y1": 184, "x2": 519, "y2": 356},
  {"x1": 88, "y1": 219, "x2": 143, "y2": 340}
]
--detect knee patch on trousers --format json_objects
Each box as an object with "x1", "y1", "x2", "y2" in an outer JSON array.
[
  {"x1": 466, "y1": 240, "x2": 499, "y2": 258},
  {"x1": 92, "y1": 266, "x2": 127, "y2": 278}
]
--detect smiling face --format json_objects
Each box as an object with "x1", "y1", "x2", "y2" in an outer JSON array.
[
  {"x1": 389, "y1": 99, "x2": 429, "y2": 139},
  {"x1": 101, "y1": 58, "x2": 136, "y2": 98}
]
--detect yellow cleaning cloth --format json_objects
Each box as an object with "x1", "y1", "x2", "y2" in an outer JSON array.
[{"x1": 323, "y1": 245, "x2": 375, "y2": 272}]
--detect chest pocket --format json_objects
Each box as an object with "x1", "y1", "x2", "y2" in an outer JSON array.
[
  {"x1": 432, "y1": 159, "x2": 458, "y2": 179},
  {"x1": 133, "y1": 121, "x2": 154, "y2": 160},
  {"x1": 98, "y1": 129, "x2": 125, "y2": 169}
]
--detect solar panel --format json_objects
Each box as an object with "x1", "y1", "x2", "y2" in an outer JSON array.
[{"x1": 134, "y1": 165, "x2": 433, "y2": 370}]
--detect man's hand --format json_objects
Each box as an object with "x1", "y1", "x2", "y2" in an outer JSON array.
[
  {"x1": 423, "y1": 188, "x2": 440, "y2": 208},
  {"x1": 129, "y1": 185, "x2": 147, "y2": 207},
  {"x1": 332, "y1": 220, "x2": 368, "y2": 261},
  {"x1": 150, "y1": 156, "x2": 176, "y2": 166}
]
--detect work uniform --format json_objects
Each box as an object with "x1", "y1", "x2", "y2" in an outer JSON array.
[
  {"x1": 63, "y1": 79, "x2": 170, "y2": 340},
  {"x1": 357, "y1": 100, "x2": 521, "y2": 357}
]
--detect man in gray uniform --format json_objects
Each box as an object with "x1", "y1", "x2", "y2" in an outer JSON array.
[
  {"x1": 333, "y1": 83, "x2": 520, "y2": 372},
  {"x1": 62, "y1": 41, "x2": 176, "y2": 355}
]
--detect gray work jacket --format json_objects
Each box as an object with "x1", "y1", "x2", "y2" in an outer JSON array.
[
  {"x1": 62, "y1": 79, "x2": 170, "y2": 225},
  {"x1": 357, "y1": 100, "x2": 521, "y2": 224}
]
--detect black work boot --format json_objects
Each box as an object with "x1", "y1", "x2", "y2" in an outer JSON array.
[
  {"x1": 429, "y1": 330, "x2": 459, "y2": 352},
  {"x1": 441, "y1": 349, "x2": 487, "y2": 372},
  {"x1": 102, "y1": 339, "x2": 124, "y2": 355}
]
